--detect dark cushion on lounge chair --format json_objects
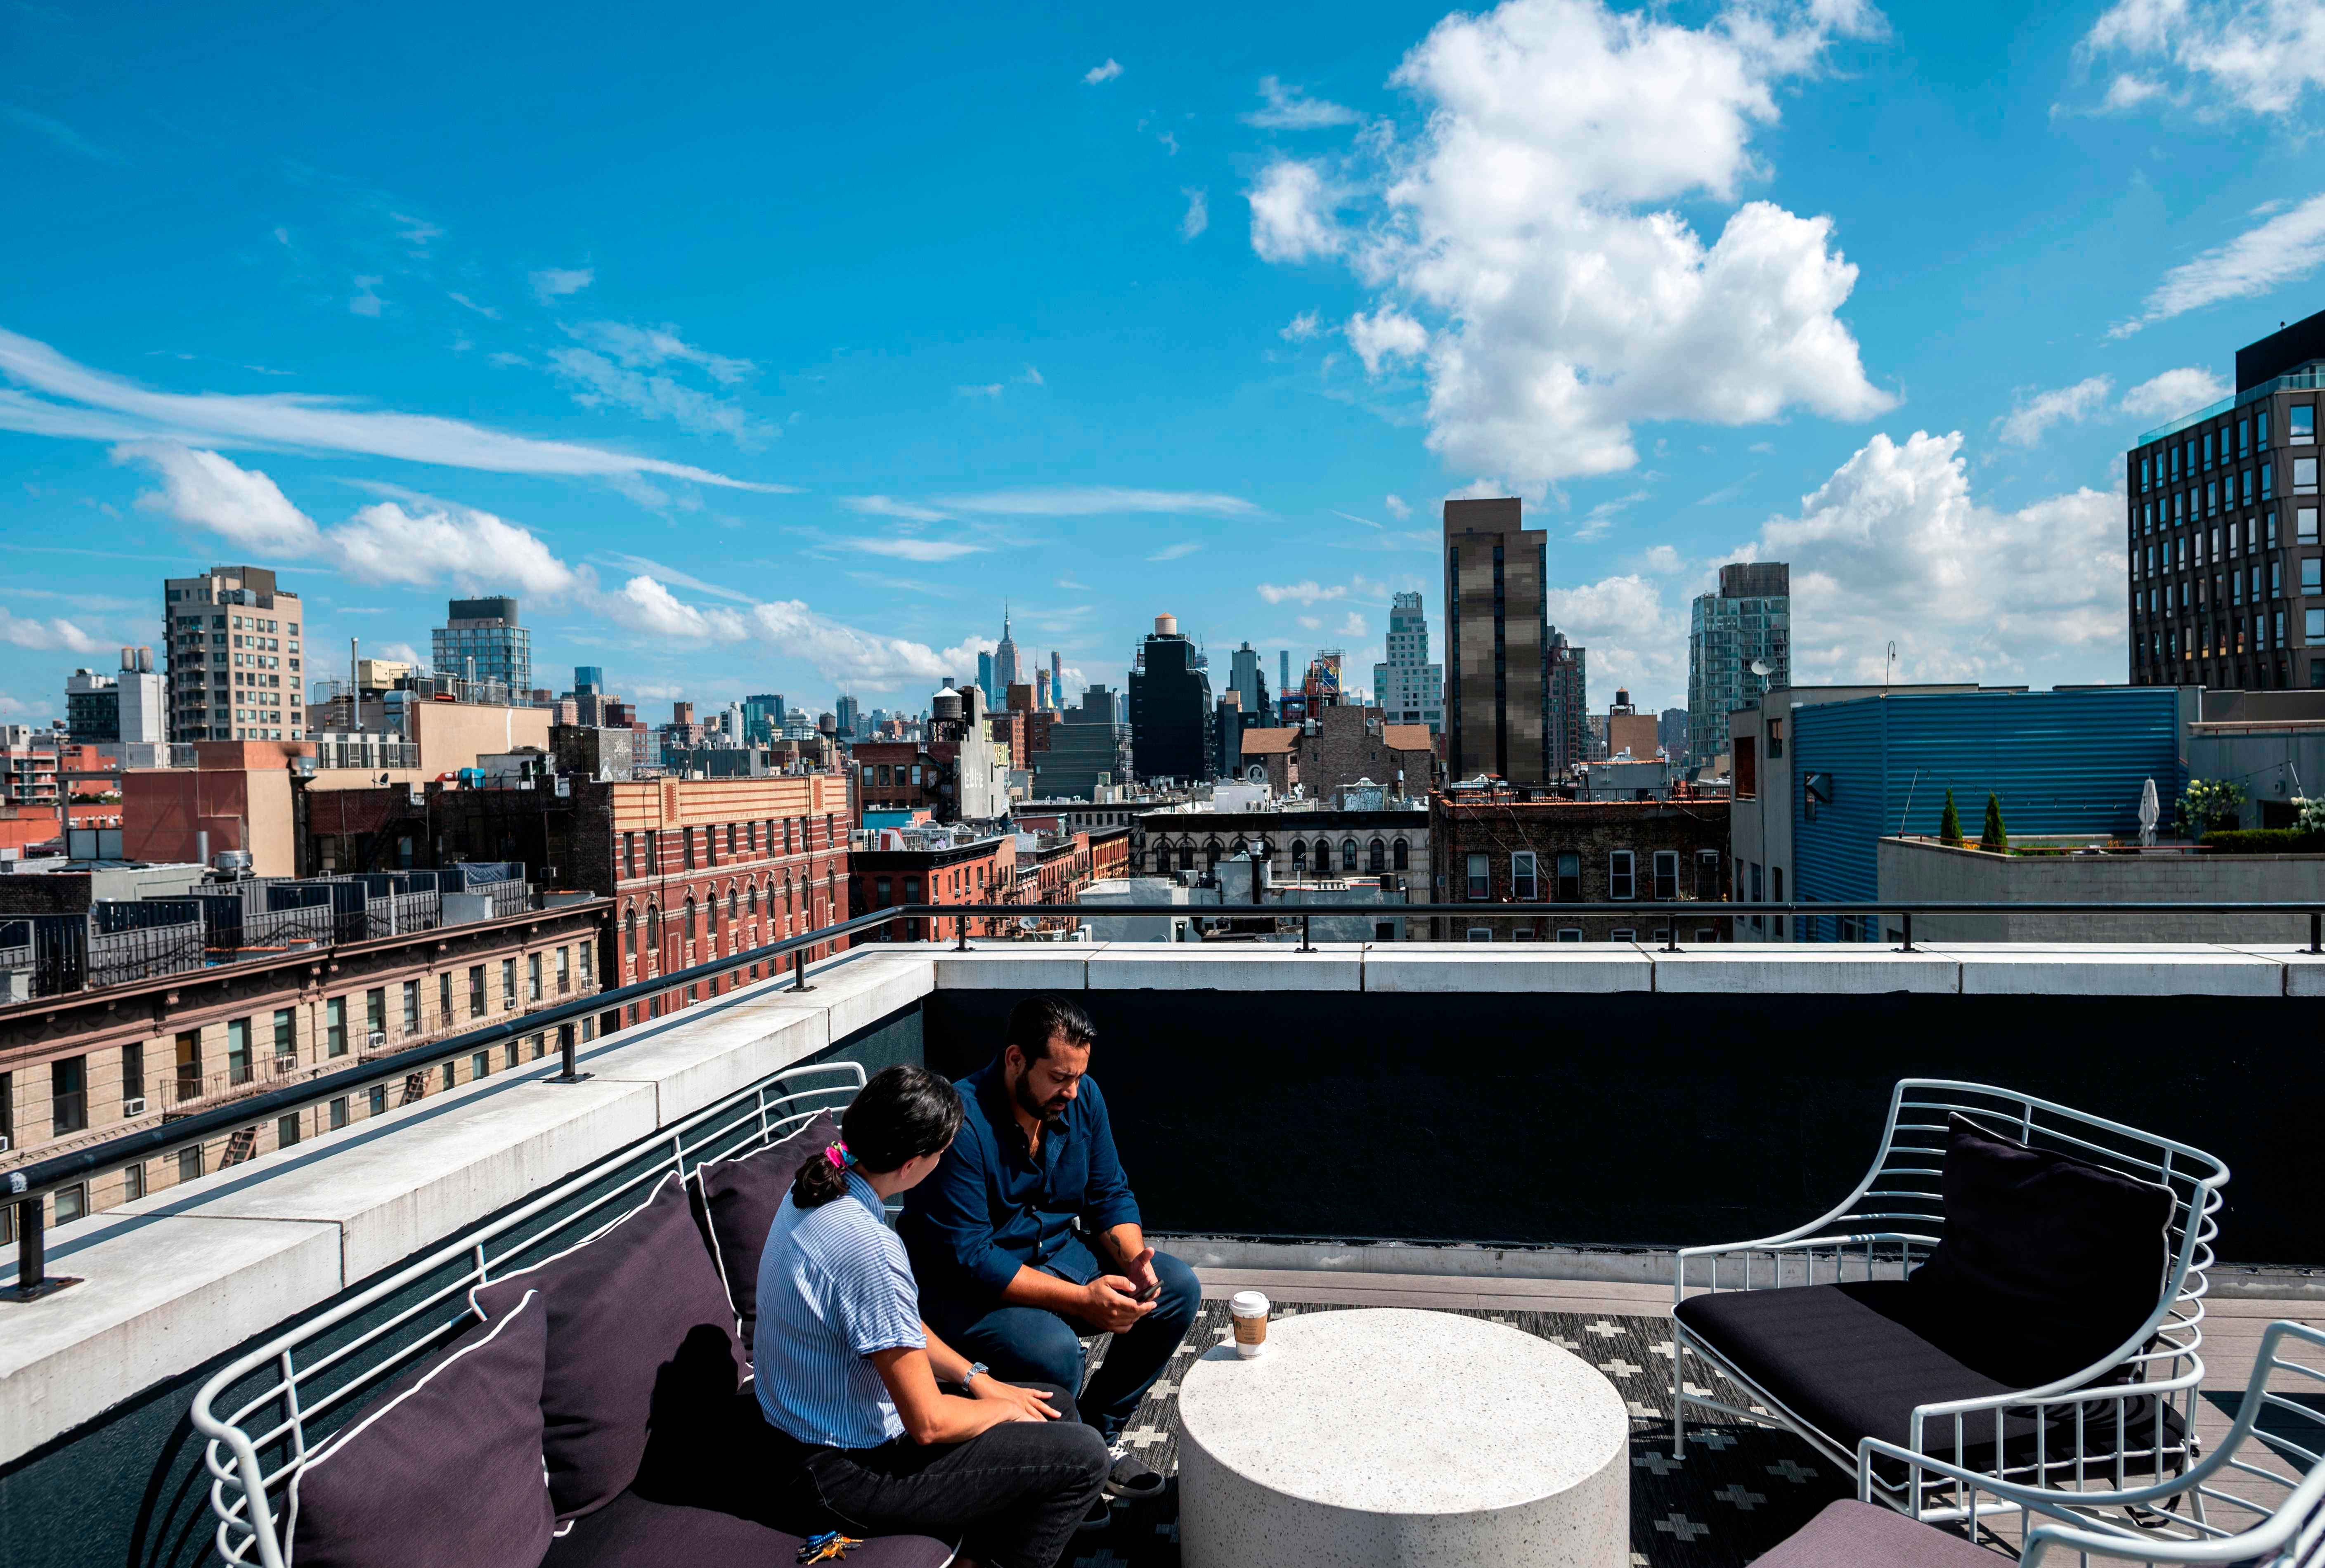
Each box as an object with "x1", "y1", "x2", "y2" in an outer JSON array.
[
  {"x1": 474, "y1": 1172, "x2": 746, "y2": 1523},
  {"x1": 288, "y1": 1288, "x2": 554, "y2": 1568},
  {"x1": 1755, "y1": 1500, "x2": 2006, "y2": 1566},
  {"x1": 1908, "y1": 1115, "x2": 2174, "y2": 1388},
  {"x1": 693, "y1": 1109, "x2": 840, "y2": 1343},
  {"x1": 1677, "y1": 1280, "x2": 2183, "y2": 1481},
  {"x1": 540, "y1": 1488, "x2": 955, "y2": 1568}
]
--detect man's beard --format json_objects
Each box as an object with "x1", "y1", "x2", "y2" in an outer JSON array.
[{"x1": 1013, "y1": 1070, "x2": 1068, "y2": 1129}]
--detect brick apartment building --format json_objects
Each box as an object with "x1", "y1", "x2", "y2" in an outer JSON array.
[
  {"x1": 0, "y1": 895, "x2": 605, "y2": 1231},
  {"x1": 1232, "y1": 706, "x2": 1436, "y2": 799},
  {"x1": 1131, "y1": 806, "x2": 1433, "y2": 897},
  {"x1": 851, "y1": 831, "x2": 1016, "y2": 943},
  {"x1": 1428, "y1": 792, "x2": 1731, "y2": 941},
  {"x1": 297, "y1": 771, "x2": 853, "y2": 1027}
]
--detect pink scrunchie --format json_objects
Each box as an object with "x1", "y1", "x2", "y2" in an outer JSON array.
[{"x1": 823, "y1": 1141, "x2": 853, "y2": 1169}]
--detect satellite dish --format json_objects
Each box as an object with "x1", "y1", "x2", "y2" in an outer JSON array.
[{"x1": 1749, "y1": 659, "x2": 1771, "y2": 678}]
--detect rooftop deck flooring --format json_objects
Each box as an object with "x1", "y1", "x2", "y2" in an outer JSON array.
[{"x1": 1050, "y1": 1268, "x2": 2325, "y2": 1568}]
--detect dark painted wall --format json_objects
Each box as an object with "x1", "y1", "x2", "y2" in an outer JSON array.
[
  {"x1": 923, "y1": 988, "x2": 2312, "y2": 1266},
  {"x1": 0, "y1": 1008, "x2": 923, "y2": 1568}
]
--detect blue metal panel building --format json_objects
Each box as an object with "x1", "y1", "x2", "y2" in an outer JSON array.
[{"x1": 1790, "y1": 688, "x2": 2188, "y2": 933}]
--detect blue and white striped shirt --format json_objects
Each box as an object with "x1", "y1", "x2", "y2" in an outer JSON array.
[{"x1": 753, "y1": 1171, "x2": 926, "y2": 1449}]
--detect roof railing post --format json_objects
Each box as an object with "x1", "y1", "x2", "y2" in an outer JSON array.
[
  {"x1": 1299, "y1": 912, "x2": 1314, "y2": 953},
  {"x1": 956, "y1": 909, "x2": 970, "y2": 952},
  {"x1": 2312, "y1": 912, "x2": 2321, "y2": 956},
  {"x1": 5, "y1": 1192, "x2": 80, "y2": 1302},
  {"x1": 790, "y1": 947, "x2": 814, "y2": 993},
  {"x1": 1896, "y1": 910, "x2": 1916, "y2": 954},
  {"x1": 553, "y1": 1022, "x2": 589, "y2": 1085}
]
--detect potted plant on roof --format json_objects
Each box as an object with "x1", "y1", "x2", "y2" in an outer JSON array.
[
  {"x1": 1979, "y1": 792, "x2": 2008, "y2": 854},
  {"x1": 2176, "y1": 777, "x2": 2247, "y2": 845},
  {"x1": 1937, "y1": 788, "x2": 1963, "y2": 847}
]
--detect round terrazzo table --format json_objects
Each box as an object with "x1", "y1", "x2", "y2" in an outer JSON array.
[{"x1": 1176, "y1": 1307, "x2": 1630, "y2": 1568}]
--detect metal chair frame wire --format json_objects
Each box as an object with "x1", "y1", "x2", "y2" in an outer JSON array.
[
  {"x1": 187, "y1": 1059, "x2": 868, "y2": 1568},
  {"x1": 1670, "y1": 1078, "x2": 2230, "y2": 1525},
  {"x1": 1865, "y1": 1319, "x2": 2325, "y2": 1566}
]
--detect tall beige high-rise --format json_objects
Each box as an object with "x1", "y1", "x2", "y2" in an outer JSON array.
[
  {"x1": 161, "y1": 564, "x2": 305, "y2": 744},
  {"x1": 1443, "y1": 498, "x2": 1549, "y2": 784}
]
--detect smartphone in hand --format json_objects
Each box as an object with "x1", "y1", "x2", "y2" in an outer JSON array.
[{"x1": 1134, "y1": 1278, "x2": 1161, "y2": 1304}]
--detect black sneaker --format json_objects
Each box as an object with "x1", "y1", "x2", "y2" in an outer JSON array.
[
  {"x1": 1103, "y1": 1438, "x2": 1165, "y2": 1500},
  {"x1": 1079, "y1": 1495, "x2": 1113, "y2": 1532}
]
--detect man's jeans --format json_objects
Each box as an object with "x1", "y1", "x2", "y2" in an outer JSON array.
[
  {"x1": 923, "y1": 1251, "x2": 1202, "y2": 1440},
  {"x1": 790, "y1": 1382, "x2": 1107, "y2": 1568}
]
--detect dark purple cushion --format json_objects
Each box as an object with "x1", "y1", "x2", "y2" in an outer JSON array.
[
  {"x1": 693, "y1": 1109, "x2": 840, "y2": 1344},
  {"x1": 473, "y1": 1173, "x2": 747, "y2": 1523},
  {"x1": 1908, "y1": 1115, "x2": 2174, "y2": 1387},
  {"x1": 541, "y1": 1488, "x2": 954, "y2": 1568},
  {"x1": 288, "y1": 1287, "x2": 553, "y2": 1568}
]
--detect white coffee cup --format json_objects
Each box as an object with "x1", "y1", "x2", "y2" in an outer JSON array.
[{"x1": 1229, "y1": 1290, "x2": 1270, "y2": 1358}]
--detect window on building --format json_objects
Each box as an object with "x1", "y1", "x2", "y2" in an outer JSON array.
[
  {"x1": 2299, "y1": 458, "x2": 2320, "y2": 495},
  {"x1": 1341, "y1": 838, "x2": 1359, "y2": 873},
  {"x1": 624, "y1": 909, "x2": 637, "y2": 958},
  {"x1": 368, "y1": 1085, "x2": 388, "y2": 1118},
  {"x1": 227, "y1": 1017, "x2": 252, "y2": 1086},
  {"x1": 501, "y1": 958, "x2": 517, "y2": 1009},
  {"x1": 277, "y1": 1112, "x2": 301, "y2": 1149},
  {"x1": 1697, "y1": 849, "x2": 1722, "y2": 900},
  {"x1": 175, "y1": 1030, "x2": 201, "y2": 1103},
  {"x1": 683, "y1": 828, "x2": 697, "y2": 871},
  {"x1": 1556, "y1": 928, "x2": 1582, "y2": 942},
  {"x1": 54, "y1": 1181, "x2": 87, "y2": 1225},
  {"x1": 469, "y1": 966, "x2": 486, "y2": 1018},
  {"x1": 528, "y1": 952, "x2": 543, "y2": 1002},
  {"x1": 401, "y1": 979, "x2": 420, "y2": 1034},
  {"x1": 2305, "y1": 559, "x2": 2322, "y2": 596},
  {"x1": 643, "y1": 830, "x2": 657, "y2": 874},
  {"x1": 1652, "y1": 850, "x2": 1679, "y2": 901},
  {"x1": 440, "y1": 971, "x2": 454, "y2": 1021},
  {"x1": 441, "y1": 1062, "x2": 457, "y2": 1091},
  {"x1": 1466, "y1": 927, "x2": 1492, "y2": 942},
  {"x1": 1466, "y1": 852, "x2": 1490, "y2": 899},
  {"x1": 1551, "y1": 852, "x2": 1579, "y2": 900},
  {"x1": 324, "y1": 997, "x2": 346, "y2": 1058},
  {"x1": 1608, "y1": 850, "x2": 1636, "y2": 902},
  {"x1": 558, "y1": 947, "x2": 572, "y2": 994},
  {"x1": 1767, "y1": 718, "x2": 1785, "y2": 759},
  {"x1": 1511, "y1": 851, "x2": 1539, "y2": 900},
  {"x1": 52, "y1": 1056, "x2": 88, "y2": 1135},
  {"x1": 1290, "y1": 841, "x2": 1306, "y2": 870},
  {"x1": 1392, "y1": 838, "x2": 1410, "y2": 871},
  {"x1": 2292, "y1": 405, "x2": 2316, "y2": 443},
  {"x1": 121, "y1": 1039, "x2": 146, "y2": 1112},
  {"x1": 1368, "y1": 838, "x2": 1386, "y2": 873}
]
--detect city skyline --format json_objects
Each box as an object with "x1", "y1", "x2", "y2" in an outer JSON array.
[{"x1": 3, "y1": 1, "x2": 2322, "y2": 724}]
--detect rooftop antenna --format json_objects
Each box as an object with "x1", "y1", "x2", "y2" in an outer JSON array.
[{"x1": 1885, "y1": 640, "x2": 1897, "y2": 691}]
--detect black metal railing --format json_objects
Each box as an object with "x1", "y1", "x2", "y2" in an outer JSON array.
[{"x1": 7, "y1": 893, "x2": 2324, "y2": 1301}]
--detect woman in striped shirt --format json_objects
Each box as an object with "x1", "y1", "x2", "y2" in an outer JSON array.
[{"x1": 753, "y1": 1065, "x2": 1109, "y2": 1568}]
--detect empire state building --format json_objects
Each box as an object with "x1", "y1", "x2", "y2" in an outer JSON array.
[{"x1": 994, "y1": 606, "x2": 1021, "y2": 691}]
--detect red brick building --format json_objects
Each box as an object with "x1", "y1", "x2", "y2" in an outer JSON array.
[
  {"x1": 1428, "y1": 791, "x2": 1731, "y2": 942},
  {"x1": 850, "y1": 831, "x2": 1016, "y2": 942}
]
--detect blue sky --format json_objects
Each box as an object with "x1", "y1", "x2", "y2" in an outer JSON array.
[{"x1": 3, "y1": 0, "x2": 2322, "y2": 724}]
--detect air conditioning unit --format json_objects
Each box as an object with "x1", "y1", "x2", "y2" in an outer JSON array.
[
  {"x1": 0, "y1": 1135, "x2": 10, "y2": 1152},
  {"x1": 367, "y1": 1032, "x2": 388, "y2": 1051},
  {"x1": 122, "y1": 1097, "x2": 147, "y2": 1117}
]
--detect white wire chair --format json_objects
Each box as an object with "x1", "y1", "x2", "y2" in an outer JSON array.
[
  {"x1": 1671, "y1": 1079, "x2": 2230, "y2": 1525},
  {"x1": 188, "y1": 1059, "x2": 866, "y2": 1568},
  {"x1": 1865, "y1": 1319, "x2": 2325, "y2": 1566}
]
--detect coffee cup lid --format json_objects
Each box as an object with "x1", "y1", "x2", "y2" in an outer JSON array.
[{"x1": 1229, "y1": 1290, "x2": 1270, "y2": 1315}]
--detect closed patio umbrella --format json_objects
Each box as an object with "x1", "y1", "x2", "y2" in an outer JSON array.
[{"x1": 2139, "y1": 777, "x2": 2159, "y2": 846}]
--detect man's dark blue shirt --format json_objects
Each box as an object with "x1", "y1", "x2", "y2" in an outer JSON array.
[{"x1": 899, "y1": 1056, "x2": 1141, "y2": 1300}]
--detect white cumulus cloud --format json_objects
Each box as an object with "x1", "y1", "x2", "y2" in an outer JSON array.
[
  {"x1": 0, "y1": 608, "x2": 109, "y2": 654},
  {"x1": 1083, "y1": 58, "x2": 1123, "y2": 84},
  {"x1": 2082, "y1": 0, "x2": 2325, "y2": 117},
  {"x1": 1280, "y1": 311, "x2": 1324, "y2": 342},
  {"x1": 1258, "y1": 580, "x2": 1348, "y2": 605},
  {"x1": 2121, "y1": 366, "x2": 2233, "y2": 419},
  {"x1": 1246, "y1": 160, "x2": 1343, "y2": 263},
  {"x1": 1348, "y1": 308, "x2": 1429, "y2": 376},
  {"x1": 1251, "y1": 0, "x2": 1892, "y2": 489}
]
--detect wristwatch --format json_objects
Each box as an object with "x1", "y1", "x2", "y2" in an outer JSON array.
[{"x1": 963, "y1": 1362, "x2": 989, "y2": 1387}]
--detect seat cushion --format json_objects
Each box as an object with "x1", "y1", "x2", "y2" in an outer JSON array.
[
  {"x1": 1677, "y1": 1281, "x2": 2184, "y2": 1481},
  {"x1": 1908, "y1": 1114, "x2": 2174, "y2": 1389},
  {"x1": 540, "y1": 1488, "x2": 955, "y2": 1568},
  {"x1": 287, "y1": 1288, "x2": 554, "y2": 1568},
  {"x1": 1755, "y1": 1500, "x2": 2007, "y2": 1567},
  {"x1": 693, "y1": 1109, "x2": 840, "y2": 1344},
  {"x1": 474, "y1": 1172, "x2": 747, "y2": 1523}
]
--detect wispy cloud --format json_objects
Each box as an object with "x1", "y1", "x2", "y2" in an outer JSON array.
[
  {"x1": 530, "y1": 267, "x2": 594, "y2": 303},
  {"x1": 851, "y1": 537, "x2": 986, "y2": 562},
  {"x1": 2113, "y1": 192, "x2": 2325, "y2": 335},
  {"x1": 563, "y1": 321, "x2": 753, "y2": 385},
  {"x1": 1180, "y1": 187, "x2": 1209, "y2": 241},
  {"x1": 1020, "y1": 365, "x2": 1045, "y2": 387},
  {"x1": 843, "y1": 495, "x2": 951, "y2": 522},
  {"x1": 447, "y1": 292, "x2": 501, "y2": 319},
  {"x1": 1241, "y1": 76, "x2": 1360, "y2": 130},
  {"x1": 957, "y1": 383, "x2": 1004, "y2": 399},
  {"x1": 1280, "y1": 311, "x2": 1323, "y2": 342},
  {"x1": 1148, "y1": 542, "x2": 1202, "y2": 562},
  {"x1": 2, "y1": 104, "x2": 126, "y2": 165},
  {"x1": 545, "y1": 320, "x2": 763, "y2": 443},
  {"x1": 0, "y1": 607, "x2": 111, "y2": 652},
  {"x1": 592, "y1": 551, "x2": 754, "y2": 603},
  {"x1": 0, "y1": 325, "x2": 789, "y2": 490},
  {"x1": 1258, "y1": 579, "x2": 1346, "y2": 605},
  {"x1": 348, "y1": 276, "x2": 384, "y2": 317},
  {"x1": 1383, "y1": 494, "x2": 1410, "y2": 519},
  {"x1": 935, "y1": 486, "x2": 1259, "y2": 517},
  {"x1": 1996, "y1": 375, "x2": 2115, "y2": 447},
  {"x1": 1083, "y1": 58, "x2": 1123, "y2": 84}
]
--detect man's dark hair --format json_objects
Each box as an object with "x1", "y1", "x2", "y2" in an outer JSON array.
[{"x1": 1004, "y1": 994, "x2": 1096, "y2": 1062}]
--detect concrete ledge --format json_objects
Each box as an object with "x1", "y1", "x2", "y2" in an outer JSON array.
[
  {"x1": 119, "y1": 1074, "x2": 663, "y2": 1283},
  {"x1": 748, "y1": 951, "x2": 937, "y2": 1040},
  {"x1": 1651, "y1": 949, "x2": 1961, "y2": 994},
  {"x1": 0, "y1": 1215, "x2": 341, "y2": 1466},
  {"x1": 1085, "y1": 946, "x2": 1366, "y2": 991},
  {"x1": 1363, "y1": 949, "x2": 1653, "y2": 993},
  {"x1": 1940, "y1": 945, "x2": 2289, "y2": 996},
  {"x1": 582, "y1": 999, "x2": 827, "y2": 1123},
  {"x1": 932, "y1": 947, "x2": 1095, "y2": 990}
]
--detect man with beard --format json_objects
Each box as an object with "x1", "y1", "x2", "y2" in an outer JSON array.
[{"x1": 899, "y1": 994, "x2": 1195, "y2": 1510}]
